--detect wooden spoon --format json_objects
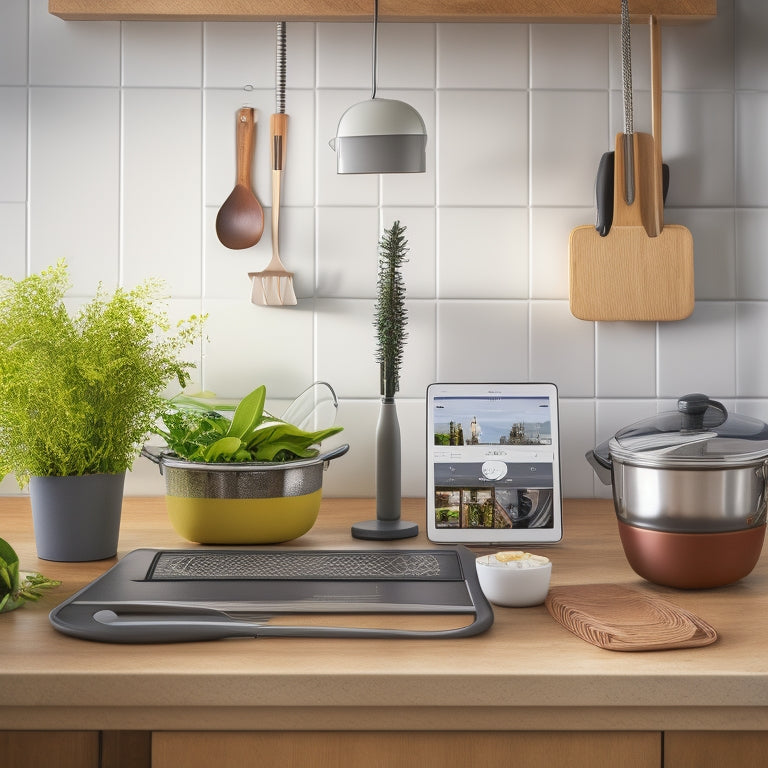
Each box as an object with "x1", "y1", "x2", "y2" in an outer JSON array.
[{"x1": 216, "y1": 107, "x2": 264, "y2": 250}]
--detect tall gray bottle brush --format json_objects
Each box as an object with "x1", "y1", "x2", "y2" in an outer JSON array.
[{"x1": 351, "y1": 221, "x2": 419, "y2": 540}]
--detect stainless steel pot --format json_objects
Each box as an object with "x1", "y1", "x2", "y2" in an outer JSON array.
[{"x1": 587, "y1": 394, "x2": 768, "y2": 588}]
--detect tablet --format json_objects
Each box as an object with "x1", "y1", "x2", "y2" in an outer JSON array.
[{"x1": 426, "y1": 383, "x2": 563, "y2": 546}]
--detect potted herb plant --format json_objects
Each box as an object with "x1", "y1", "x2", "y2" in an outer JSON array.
[
  {"x1": 351, "y1": 220, "x2": 418, "y2": 540},
  {"x1": 0, "y1": 261, "x2": 202, "y2": 561}
]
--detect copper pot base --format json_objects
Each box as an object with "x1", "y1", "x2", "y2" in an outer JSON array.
[{"x1": 617, "y1": 520, "x2": 766, "y2": 589}]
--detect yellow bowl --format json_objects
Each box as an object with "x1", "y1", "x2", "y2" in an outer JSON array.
[{"x1": 166, "y1": 490, "x2": 323, "y2": 544}]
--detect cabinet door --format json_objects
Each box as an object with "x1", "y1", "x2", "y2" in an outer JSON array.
[
  {"x1": 153, "y1": 731, "x2": 661, "y2": 768},
  {"x1": 665, "y1": 732, "x2": 768, "y2": 768},
  {"x1": 0, "y1": 731, "x2": 99, "y2": 768}
]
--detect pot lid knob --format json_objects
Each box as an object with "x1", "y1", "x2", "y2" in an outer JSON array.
[{"x1": 677, "y1": 393, "x2": 728, "y2": 431}]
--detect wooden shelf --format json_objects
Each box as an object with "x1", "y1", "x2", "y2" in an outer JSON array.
[{"x1": 49, "y1": 0, "x2": 717, "y2": 23}]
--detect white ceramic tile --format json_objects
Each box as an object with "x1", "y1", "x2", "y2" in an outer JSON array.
[
  {"x1": 204, "y1": 22, "x2": 315, "y2": 90},
  {"x1": 658, "y1": 302, "x2": 736, "y2": 398},
  {"x1": 379, "y1": 89, "x2": 436, "y2": 206},
  {"x1": 437, "y1": 207, "x2": 528, "y2": 299},
  {"x1": 122, "y1": 89, "x2": 202, "y2": 297},
  {"x1": 531, "y1": 90, "x2": 608, "y2": 207},
  {"x1": 381, "y1": 206, "x2": 436, "y2": 299},
  {"x1": 399, "y1": 301, "x2": 436, "y2": 398},
  {"x1": 437, "y1": 23, "x2": 528, "y2": 89},
  {"x1": 319, "y1": 399, "x2": 378, "y2": 497},
  {"x1": 438, "y1": 89, "x2": 528, "y2": 207},
  {"x1": 735, "y1": 0, "x2": 768, "y2": 90},
  {"x1": 122, "y1": 22, "x2": 202, "y2": 88},
  {"x1": 125, "y1": 454, "x2": 167, "y2": 496},
  {"x1": 0, "y1": 203, "x2": 26, "y2": 279},
  {"x1": 737, "y1": 303, "x2": 768, "y2": 398},
  {"x1": 203, "y1": 206, "x2": 260, "y2": 300},
  {"x1": 533, "y1": 24, "x2": 608, "y2": 90},
  {"x1": 595, "y1": 322, "x2": 656, "y2": 398},
  {"x1": 737, "y1": 92, "x2": 768, "y2": 207},
  {"x1": 317, "y1": 23, "x2": 372, "y2": 89},
  {"x1": 557, "y1": 398, "x2": 596, "y2": 499},
  {"x1": 0, "y1": 87, "x2": 27, "y2": 202},
  {"x1": 316, "y1": 298, "x2": 378, "y2": 398},
  {"x1": 664, "y1": 1, "x2": 733, "y2": 91},
  {"x1": 29, "y1": 87, "x2": 119, "y2": 292},
  {"x1": 201, "y1": 297, "x2": 314, "y2": 399},
  {"x1": 436, "y1": 300, "x2": 528, "y2": 382},
  {"x1": 672, "y1": 209, "x2": 734, "y2": 301},
  {"x1": 664, "y1": 91, "x2": 734, "y2": 208},
  {"x1": 609, "y1": 86, "x2": 652, "y2": 138},
  {"x1": 29, "y1": 1, "x2": 119, "y2": 86},
  {"x1": 317, "y1": 89, "x2": 379, "y2": 206},
  {"x1": 608, "y1": 21, "x2": 650, "y2": 93},
  {"x1": 316, "y1": 206, "x2": 379, "y2": 298},
  {"x1": 0, "y1": 1, "x2": 28, "y2": 86},
  {"x1": 530, "y1": 301, "x2": 594, "y2": 397},
  {"x1": 736, "y1": 209, "x2": 768, "y2": 301},
  {"x1": 321, "y1": 397, "x2": 428, "y2": 499},
  {"x1": 531, "y1": 207, "x2": 586, "y2": 300},
  {"x1": 0, "y1": 473, "x2": 25, "y2": 495},
  {"x1": 378, "y1": 23, "x2": 435, "y2": 90}
]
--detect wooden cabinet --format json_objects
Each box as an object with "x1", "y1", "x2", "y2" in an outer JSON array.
[
  {"x1": 49, "y1": 0, "x2": 716, "y2": 23},
  {"x1": 0, "y1": 732, "x2": 99, "y2": 768},
  {"x1": 152, "y1": 731, "x2": 662, "y2": 768},
  {"x1": 664, "y1": 732, "x2": 768, "y2": 768}
]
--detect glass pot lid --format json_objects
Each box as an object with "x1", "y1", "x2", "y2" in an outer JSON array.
[{"x1": 608, "y1": 393, "x2": 768, "y2": 468}]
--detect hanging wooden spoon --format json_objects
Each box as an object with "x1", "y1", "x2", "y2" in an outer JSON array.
[{"x1": 216, "y1": 107, "x2": 264, "y2": 250}]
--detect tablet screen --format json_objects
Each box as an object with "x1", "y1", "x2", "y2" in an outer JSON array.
[{"x1": 426, "y1": 383, "x2": 563, "y2": 545}]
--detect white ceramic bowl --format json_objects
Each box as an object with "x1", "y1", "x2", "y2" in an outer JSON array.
[{"x1": 475, "y1": 552, "x2": 552, "y2": 607}]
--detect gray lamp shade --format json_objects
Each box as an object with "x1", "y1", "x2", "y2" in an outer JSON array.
[{"x1": 330, "y1": 98, "x2": 427, "y2": 174}]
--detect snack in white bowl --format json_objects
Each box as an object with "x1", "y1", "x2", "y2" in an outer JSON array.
[{"x1": 475, "y1": 551, "x2": 552, "y2": 607}]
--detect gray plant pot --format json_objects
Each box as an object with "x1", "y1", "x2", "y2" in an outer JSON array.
[{"x1": 29, "y1": 473, "x2": 125, "y2": 562}]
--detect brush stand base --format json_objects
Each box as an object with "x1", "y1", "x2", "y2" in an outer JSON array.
[{"x1": 350, "y1": 519, "x2": 419, "y2": 540}]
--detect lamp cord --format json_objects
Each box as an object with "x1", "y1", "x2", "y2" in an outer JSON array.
[{"x1": 371, "y1": 0, "x2": 379, "y2": 99}]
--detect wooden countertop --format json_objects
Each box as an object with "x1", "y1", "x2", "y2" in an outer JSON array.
[{"x1": 2, "y1": 496, "x2": 767, "y2": 732}]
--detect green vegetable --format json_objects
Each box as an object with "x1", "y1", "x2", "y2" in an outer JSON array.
[
  {"x1": 0, "y1": 261, "x2": 204, "y2": 486},
  {"x1": 374, "y1": 220, "x2": 409, "y2": 399},
  {"x1": 0, "y1": 538, "x2": 60, "y2": 613},
  {"x1": 155, "y1": 384, "x2": 343, "y2": 463}
]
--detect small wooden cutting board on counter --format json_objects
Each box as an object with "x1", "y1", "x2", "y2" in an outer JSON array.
[{"x1": 545, "y1": 584, "x2": 718, "y2": 651}]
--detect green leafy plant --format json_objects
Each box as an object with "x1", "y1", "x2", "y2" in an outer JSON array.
[
  {"x1": 374, "y1": 221, "x2": 409, "y2": 399},
  {"x1": 0, "y1": 538, "x2": 60, "y2": 613},
  {"x1": 155, "y1": 384, "x2": 343, "y2": 463},
  {"x1": 0, "y1": 261, "x2": 204, "y2": 486}
]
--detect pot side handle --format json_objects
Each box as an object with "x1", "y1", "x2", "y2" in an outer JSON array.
[{"x1": 586, "y1": 443, "x2": 613, "y2": 485}]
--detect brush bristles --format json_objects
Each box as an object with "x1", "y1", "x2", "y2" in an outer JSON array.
[{"x1": 250, "y1": 274, "x2": 297, "y2": 306}]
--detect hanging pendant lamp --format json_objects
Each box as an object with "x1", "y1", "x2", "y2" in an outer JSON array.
[{"x1": 330, "y1": 0, "x2": 427, "y2": 174}]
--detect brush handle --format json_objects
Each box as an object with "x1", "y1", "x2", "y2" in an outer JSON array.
[{"x1": 266, "y1": 114, "x2": 289, "y2": 272}]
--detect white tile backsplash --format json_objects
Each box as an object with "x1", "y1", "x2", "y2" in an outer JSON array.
[
  {"x1": 0, "y1": 1, "x2": 28, "y2": 86},
  {"x1": 28, "y1": 86, "x2": 120, "y2": 290},
  {"x1": 437, "y1": 23, "x2": 528, "y2": 89},
  {"x1": 438, "y1": 89, "x2": 528, "y2": 207},
  {"x1": 122, "y1": 21, "x2": 202, "y2": 87},
  {"x1": 0, "y1": 87, "x2": 27, "y2": 202},
  {"x1": 5, "y1": 1, "x2": 768, "y2": 501}
]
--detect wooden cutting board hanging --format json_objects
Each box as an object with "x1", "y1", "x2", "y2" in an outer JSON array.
[{"x1": 569, "y1": 3, "x2": 694, "y2": 322}]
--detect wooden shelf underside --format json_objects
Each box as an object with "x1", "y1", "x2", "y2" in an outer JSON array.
[{"x1": 49, "y1": 0, "x2": 717, "y2": 23}]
